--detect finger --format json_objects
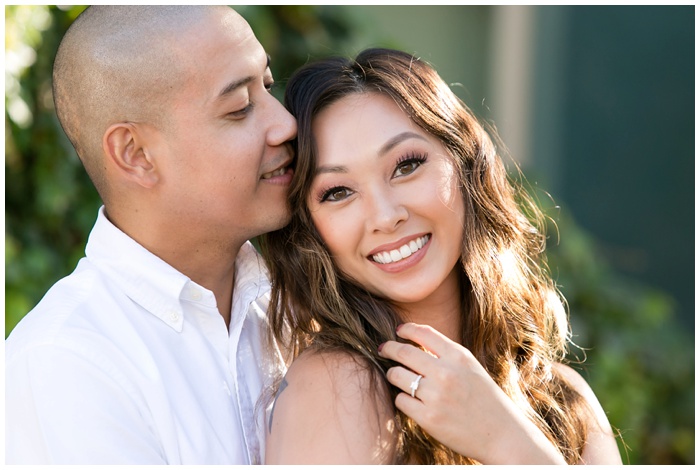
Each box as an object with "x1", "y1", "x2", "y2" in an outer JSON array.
[
  {"x1": 386, "y1": 366, "x2": 426, "y2": 399},
  {"x1": 395, "y1": 322, "x2": 456, "y2": 358},
  {"x1": 379, "y1": 339, "x2": 437, "y2": 376},
  {"x1": 394, "y1": 389, "x2": 427, "y2": 424}
]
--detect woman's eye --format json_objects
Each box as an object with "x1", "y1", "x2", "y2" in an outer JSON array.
[
  {"x1": 394, "y1": 160, "x2": 421, "y2": 177},
  {"x1": 265, "y1": 81, "x2": 275, "y2": 93},
  {"x1": 392, "y1": 153, "x2": 428, "y2": 178},
  {"x1": 321, "y1": 187, "x2": 352, "y2": 202}
]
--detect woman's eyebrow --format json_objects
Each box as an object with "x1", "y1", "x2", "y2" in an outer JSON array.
[
  {"x1": 378, "y1": 131, "x2": 428, "y2": 156},
  {"x1": 313, "y1": 131, "x2": 428, "y2": 176},
  {"x1": 313, "y1": 164, "x2": 347, "y2": 177}
]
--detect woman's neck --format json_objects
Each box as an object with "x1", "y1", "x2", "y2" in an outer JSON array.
[{"x1": 392, "y1": 266, "x2": 463, "y2": 343}]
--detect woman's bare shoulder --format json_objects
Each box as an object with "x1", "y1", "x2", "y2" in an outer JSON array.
[
  {"x1": 553, "y1": 362, "x2": 623, "y2": 464},
  {"x1": 266, "y1": 348, "x2": 397, "y2": 464},
  {"x1": 282, "y1": 348, "x2": 383, "y2": 395}
]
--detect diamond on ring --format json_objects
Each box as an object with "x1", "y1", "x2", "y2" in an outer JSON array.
[{"x1": 410, "y1": 374, "x2": 423, "y2": 398}]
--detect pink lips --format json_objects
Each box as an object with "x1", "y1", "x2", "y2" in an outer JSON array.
[
  {"x1": 369, "y1": 233, "x2": 432, "y2": 273},
  {"x1": 368, "y1": 233, "x2": 430, "y2": 257}
]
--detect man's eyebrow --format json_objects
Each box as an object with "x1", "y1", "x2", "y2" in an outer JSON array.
[
  {"x1": 218, "y1": 76, "x2": 254, "y2": 99},
  {"x1": 217, "y1": 54, "x2": 271, "y2": 99}
]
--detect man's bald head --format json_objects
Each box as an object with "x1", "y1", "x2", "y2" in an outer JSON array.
[{"x1": 52, "y1": 5, "x2": 245, "y2": 200}]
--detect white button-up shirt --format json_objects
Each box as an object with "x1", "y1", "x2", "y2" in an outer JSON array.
[{"x1": 5, "y1": 207, "x2": 286, "y2": 464}]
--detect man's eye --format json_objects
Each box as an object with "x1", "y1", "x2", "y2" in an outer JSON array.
[{"x1": 228, "y1": 103, "x2": 253, "y2": 119}]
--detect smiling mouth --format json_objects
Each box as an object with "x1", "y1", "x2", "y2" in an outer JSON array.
[
  {"x1": 261, "y1": 166, "x2": 290, "y2": 179},
  {"x1": 371, "y1": 235, "x2": 431, "y2": 264}
]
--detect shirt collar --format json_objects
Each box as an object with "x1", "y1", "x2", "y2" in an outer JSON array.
[
  {"x1": 85, "y1": 207, "x2": 190, "y2": 331},
  {"x1": 229, "y1": 242, "x2": 271, "y2": 337},
  {"x1": 85, "y1": 207, "x2": 271, "y2": 333}
]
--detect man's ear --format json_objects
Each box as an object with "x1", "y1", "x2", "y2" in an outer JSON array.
[{"x1": 103, "y1": 122, "x2": 159, "y2": 188}]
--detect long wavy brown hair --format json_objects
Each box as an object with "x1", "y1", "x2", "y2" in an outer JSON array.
[{"x1": 260, "y1": 47, "x2": 590, "y2": 464}]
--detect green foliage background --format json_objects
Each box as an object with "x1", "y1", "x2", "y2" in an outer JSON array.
[{"x1": 4, "y1": 5, "x2": 694, "y2": 465}]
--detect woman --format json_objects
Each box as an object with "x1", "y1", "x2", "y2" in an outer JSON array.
[{"x1": 260, "y1": 48, "x2": 621, "y2": 464}]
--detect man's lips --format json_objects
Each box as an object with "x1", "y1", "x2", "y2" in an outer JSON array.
[
  {"x1": 261, "y1": 166, "x2": 289, "y2": 179},
  {"x1": 261, "y1": 158, "x2": 294, "y2": 180}
]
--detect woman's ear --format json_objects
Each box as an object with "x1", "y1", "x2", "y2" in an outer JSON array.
[{"x1": 103, "y1": 122, "x2": 159, "y2": 188}]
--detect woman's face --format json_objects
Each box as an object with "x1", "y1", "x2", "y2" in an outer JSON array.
[{"x1": 307, "y1": 92, "x2": 465, "y2": 306}]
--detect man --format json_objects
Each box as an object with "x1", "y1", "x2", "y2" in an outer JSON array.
[{"x1": 5, "y1": 6, "x2": 296, "y2": 464}]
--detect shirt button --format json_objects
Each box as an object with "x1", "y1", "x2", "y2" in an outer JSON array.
[
  {"x1": 190, "y1": 288, "x2": 202, "y2": 300},
  {"x1": 168, "y1": 310, "x2": 180, "y2": 322},
  {"x1": 222, "y1": 381, "x2": 232, "y2": 397}
]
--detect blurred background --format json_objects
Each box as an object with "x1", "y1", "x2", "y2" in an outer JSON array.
[{"x1": 5, "y1": 5, "x2": 694, "y2": 464}]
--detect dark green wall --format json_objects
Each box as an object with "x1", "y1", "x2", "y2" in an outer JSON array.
[{"x1": 533, "y1": 6, "x2": 694, "y2": 327}]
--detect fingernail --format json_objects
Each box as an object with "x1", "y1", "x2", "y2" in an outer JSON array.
[
  {"x1": 378, "y1": 342, "x2": 385, "y2": 353},
  {"x1": 396, "y1": 324, "x2": 403, "y2": 334}
]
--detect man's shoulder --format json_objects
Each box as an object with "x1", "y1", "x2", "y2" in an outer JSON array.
[{"x1": 6, "y1": 259, "x2": 126, "y2": 359}]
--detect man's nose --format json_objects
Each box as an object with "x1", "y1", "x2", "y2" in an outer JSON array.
[{"x1": 266, "y1": 96, "x2": 297, "y2": 146}]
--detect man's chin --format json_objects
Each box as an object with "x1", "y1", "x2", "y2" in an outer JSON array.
[{"x1": 260, "y1": 210, "x2": 292, "y2": 236}]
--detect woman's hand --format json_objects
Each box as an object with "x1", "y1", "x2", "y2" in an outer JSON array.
[{"x1": 378, "y1": 322, "x2": 566, "y2": 465}]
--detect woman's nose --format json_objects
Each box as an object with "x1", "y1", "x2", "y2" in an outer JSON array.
[{"x1": 366, "y1": 189, "x2": 409, "y2": 233}]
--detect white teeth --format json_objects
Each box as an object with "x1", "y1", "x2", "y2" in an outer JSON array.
[
  {"x1": 371, "y1": 235, "x2": 430, "y2": 265},
  {"x1": 262, "y1": 167, "x2": 286, "y2": 179}
]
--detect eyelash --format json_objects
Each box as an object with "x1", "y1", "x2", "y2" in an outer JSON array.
[
  {"x1": 316, "y1": 152, "x2": 428, "y2": 203},
  {"x1": 228, "y1": 81, "x2": 275, "y2": 119},
  {"x1": 394, "y1": 152, "x2": 428, "y2": 177},
  {"x1": 228, "y1": 104, "x2": 253, "y2": 119}
]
